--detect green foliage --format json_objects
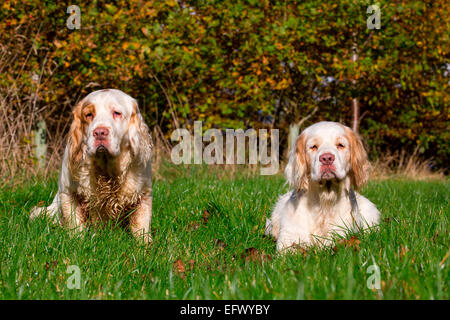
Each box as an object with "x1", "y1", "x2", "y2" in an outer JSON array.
[{"x1": 1, "y1": 0, "x2": 448, "y2": 165}]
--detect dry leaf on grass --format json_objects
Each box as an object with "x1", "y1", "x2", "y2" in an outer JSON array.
[
  {"x1": 290, "y1": 244, "x2": 308, "y2": 256},
  {"x1": 188, "y1": 210, "x2": 211, "y2": 231},
  {"x1": 335, "y1": 236, "x2": 361, "y2": 252},
  {"x1": 188, "y1": 259, "x2": 195, "y2": 271},
  {"x1": 188, "y1": 222, "x2": 200, "y2": 231},
  {"x1": 45, "y1": 260, "x2": 58, "y2": 271},
  {"x1": 240, "y1": 247, "x2": 272, "y2": 263},
  {"x1": 214, "y1": 239, "x2": 228, "y2": 250},
  {"x1": 173, "y1": 259, "x2": 186, "y2": 277},
  {"x1": 399, "y1": 245, "x2": 409, "y2": 260},
  {"x1": 201, "y1": 210, "x2": 210, "y2": 224}
]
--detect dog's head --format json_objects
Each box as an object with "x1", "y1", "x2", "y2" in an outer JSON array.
[
  {"x1": 68, "y1": 89, "x2": 152, "y2": 170},
  {"x1": 285, "y1": 121, "x2": 370, "y2": 191}
]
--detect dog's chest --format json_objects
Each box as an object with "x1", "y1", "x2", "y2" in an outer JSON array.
[
  {"x1": 308, "y1": 203, "x2": 355, "y2": 240},
  {"x1": 76, "y1": 173, "x2": 141, "y2": 222}
]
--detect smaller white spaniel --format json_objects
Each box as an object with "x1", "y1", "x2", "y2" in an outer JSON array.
[
  {"x1": 31, "y1": 89, "x2": 153, "y2": 243},
  {"x1": 266, "y1": 121, "x2": 380, "y2": 251}
]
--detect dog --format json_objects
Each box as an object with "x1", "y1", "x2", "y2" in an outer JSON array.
[
  {"x1": 30, "y1": 89, "x2": 153, "y2": 243},
  {"x1": 265, "y1": 121, "x2": 380, "y2": 251}
]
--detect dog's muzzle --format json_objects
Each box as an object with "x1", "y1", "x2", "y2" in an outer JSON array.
[{"x1": 96, "y1": 145, "x2": 109, "y2": 155}]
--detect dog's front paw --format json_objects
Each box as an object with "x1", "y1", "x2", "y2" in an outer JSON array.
[{"x1": 30, "y1": 206, "x2": 44, "y2": 219}]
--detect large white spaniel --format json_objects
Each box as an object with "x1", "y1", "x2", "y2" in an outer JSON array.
[
  {"x1": 31, "y1": 89, "x2": 153, "y2": 243},
  {"x1": 266, "y1": 121, "x2": 380, "y2": 251}
]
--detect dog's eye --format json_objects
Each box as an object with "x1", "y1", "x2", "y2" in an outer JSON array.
[
  {"x1": 310, "y1": 145, "x2": 318, "y2": 151},
  {"x1": 337, "y1": 143, "x2": 345, "y2": 149},
  {"x1": 85, "y1": 113, "x2": 93, "y2": 120},
  {"x1": 113, "y1": 111, "x2": 122, "y2": 119}
]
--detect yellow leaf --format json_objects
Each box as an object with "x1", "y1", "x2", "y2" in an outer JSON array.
[
  {"x1": 54, "y1": 40, "x2": 63, "y2": 48},
  {"x1": 167, "y1": 0, "x2": 177, "y2": 7}
]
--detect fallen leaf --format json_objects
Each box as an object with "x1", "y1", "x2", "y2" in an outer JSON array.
[
  {"x1": 336, "y1": 236, "x2": 361, "y2": 251},
  {"x1": 45, "y1": 260, "x2": 58, "y2": 271},
  {"x1": 188, "y1": 222, "x2": 200, "y2": 231},
  {"x1": 291, "y1": 244, "x2": 308, "y2": 256},
  {"x1": 173, "y1": 259, "x2": 185, "y2": 274},
  {"x1": 215, "y1": 239, "x2": 228, "y2": 250},
  {"x1": 188, "y1": 210, "x2": 211, "y2": 230},
  {"x1": 188, "y1": 259, "x2": 195, "y2": 271},
  {"x1": 201, "y1": 210, "x2": 210, "y2": 224},
  {"x1": 241, "y1": 247, "x2": 259, "y2": 262},
  {"x1": 240, "y1": 247, "x2": 272, "y2": 263},
  {"x1": 399, "y1": 245, "x2": 409, "y2": 260}
]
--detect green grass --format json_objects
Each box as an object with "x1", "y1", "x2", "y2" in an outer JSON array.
[{"x1": 0, "y1": 167, "x2": 448, "y2": 299}]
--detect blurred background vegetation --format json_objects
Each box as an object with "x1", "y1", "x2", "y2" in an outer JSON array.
[{"x1": 0, "y1": 0, "x2": 448, "y2": 181}]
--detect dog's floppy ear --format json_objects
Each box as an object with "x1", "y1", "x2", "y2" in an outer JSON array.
[
  {"x1": 67, "y1": 100, "x2": 86, "y2": 173},
  {"x1": 285, "y1": 133, "x2": 309, "y2": 191},
  {"x1": 128, "y1": 100, "x2": 153, "y2": 165},
  {"x1": 345, "y1": 127, "x2": 370, "y2": 189}
]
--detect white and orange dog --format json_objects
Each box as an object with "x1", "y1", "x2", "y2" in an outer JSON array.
[
  {"x1": 266, "y1": 121, "x2": 380, "y2": 251},
  {"x1": 31, "y1": 89, "x2": 153, "y2": 243}
]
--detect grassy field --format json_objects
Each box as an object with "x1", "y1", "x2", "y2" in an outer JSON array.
[{"x1": 0, "y1": 166, "x2": 448, "y2": 299}]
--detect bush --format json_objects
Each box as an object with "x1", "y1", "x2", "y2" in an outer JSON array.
[{"x1": 0, "y1": 0, "x2": 448, "y2": 175}]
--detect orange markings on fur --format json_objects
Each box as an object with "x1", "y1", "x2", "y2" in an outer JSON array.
[{"x1": 344, "y1": 126, "x2": 370, "y2": 189}]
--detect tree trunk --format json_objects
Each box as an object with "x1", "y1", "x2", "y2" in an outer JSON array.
[
  {"x1": 33, "y1": 119, "x2": 47, "y2": 169},
  {"x1": 288, "y1": 123, "x2": 300, "y2": 153},
  {"x1": 351, "y1": 34, "x2": 360, "y2": 133},
  {"x1": 352, "y1": 96, "x2": 359, "y2": 133}
]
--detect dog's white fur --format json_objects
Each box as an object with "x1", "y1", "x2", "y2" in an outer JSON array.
[
  {"x1": 30, "y1": 89, "x2": 153, "y2": 243},
  {"x1": 266, "y1": 121, "x2": 380, "y2": 251}
]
